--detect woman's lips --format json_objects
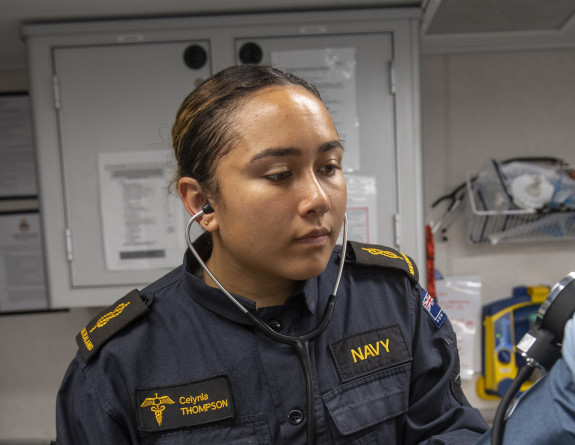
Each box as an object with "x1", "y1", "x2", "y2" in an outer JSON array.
[{"x1": 294, "y1": 229, "x2": 330, "y2": 245}]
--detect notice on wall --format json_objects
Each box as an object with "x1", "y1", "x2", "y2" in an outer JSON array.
[
  {"x1": 339, "y1": 175, "x2": 377, "y2": 244},
  {"x1": 271, "y1": 47, "x2": 360, "y2": 172},
  {"x1": 98, "y1": 150, "x2": 186, "y2": 271},
  {"x1": 436, "y1": 276, "x2": 482, "y2": 379},
  {"x1": 0, "y1": 94, "x2": 37, "y2": 197},
  {"x1": 0, "y1": 213, "x2": 48, "y2": 312}
]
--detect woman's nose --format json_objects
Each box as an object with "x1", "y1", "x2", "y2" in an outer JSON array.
[{"x1": 297, "y1": 173, "x2": 330, "y2": 216}]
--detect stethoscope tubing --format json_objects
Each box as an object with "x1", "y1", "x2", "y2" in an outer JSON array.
[{"x1": 185, "y1": 209, "x2": 348, "y2": 445}]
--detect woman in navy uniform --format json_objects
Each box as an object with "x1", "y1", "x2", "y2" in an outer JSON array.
[{"x1": 54, "y1": 64, "x2": 488, "y2": 444}]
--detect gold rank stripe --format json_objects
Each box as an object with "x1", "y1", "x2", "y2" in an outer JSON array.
[
  {"x1": 76, "y1": 289, "x2": 149, "y2": 363},
  {"x1": 361, "y1": 247, "x2": 401, "y2": 259},
  {"x1": 89, "y1": 301, "x2": 131, "y2": 333},
  {"x1": 399, "y1": 252, "x2": 415, "y2": 277},
  {"x1": 361, "y1": 247, "x2": 415, "y2": 277},
  {"x1": 80, "y1": 301, "x2": 131, "y2": 351}
]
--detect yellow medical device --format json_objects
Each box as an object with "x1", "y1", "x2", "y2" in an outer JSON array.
[{"x1": 476, "y1": 286, "x2": 548, "y2": 400}]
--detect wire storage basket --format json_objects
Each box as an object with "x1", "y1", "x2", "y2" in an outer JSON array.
[{"x1": 465, "y1": 167, "x2": 575, "y2": 245}]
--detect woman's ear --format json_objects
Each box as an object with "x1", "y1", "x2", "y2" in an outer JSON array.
[
  {"x1": 178, "y1": 177, "x2": 217, "y2": 230},
  {"x1": 178, "y1": 177, "x2": 206, "y2": 216}
]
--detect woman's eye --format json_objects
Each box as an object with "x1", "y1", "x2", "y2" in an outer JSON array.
[
  {"x1": 320, "y1": 164, "x2": 341, "y2": 176},
  {"x1": 266, "y1": 171, "x2": 292, "y2": 182}
]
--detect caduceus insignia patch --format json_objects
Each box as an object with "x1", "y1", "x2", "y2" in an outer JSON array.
[{"x1": 140, "y1": 393, "x2": 176, "y2": 426}]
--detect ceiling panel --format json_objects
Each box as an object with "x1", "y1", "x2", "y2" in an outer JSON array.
[{"x1": 425, "y1": 0, "x2": 575, "y2": 35}]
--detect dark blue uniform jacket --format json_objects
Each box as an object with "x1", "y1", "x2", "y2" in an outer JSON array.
[{"x1": 55, "y1": 236, "x2": 488, "y2": 444}]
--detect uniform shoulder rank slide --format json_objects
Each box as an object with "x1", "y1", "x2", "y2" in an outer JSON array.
[
  {"x1": 346, "y1": 240, "x2": 419, "y2": 284},
  {"x1": 421, "y1": 288, "x2": 446, "y2": 328},
  {"x1": 76, "y1": 289, "x2": 149, "y2": 362}
]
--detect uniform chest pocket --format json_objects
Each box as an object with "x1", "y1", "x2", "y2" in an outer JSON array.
[
  {"x1": 138, "y1": 415, "x2": 271, "y2": 445},
  {"x1": 322, "y1": 363, "x2": 410, "y2": 438}
]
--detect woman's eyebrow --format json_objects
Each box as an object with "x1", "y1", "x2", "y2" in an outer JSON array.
[
  {"x1": 250, "y1": 140, "x2": 344, "y2": 163},
  {"x1": 250, "y1": 147, "x2": 301, "y2": 163},
  {"x1": 320, "y1": 140, "x2": 344, "y2": 152}
]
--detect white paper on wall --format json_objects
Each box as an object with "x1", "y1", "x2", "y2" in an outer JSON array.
[
  {"x1": 98, "y1": 150, "x2": 185, "y2": 271},
  {"x1": 339, "y1": 174, "x2": 377, "y2": 244},
  {"x1": 271, "y1": 47, "x2": 360, "y2": 171},
  {"x1": 0, "y1": 94, "x2": 37, "y2": 197},
  {"x1": 436, "y1": 275, "x2": 482, "y2": 380},
  {"x1": 0, "y1": 213, "x2": 48, "y2": 311}
]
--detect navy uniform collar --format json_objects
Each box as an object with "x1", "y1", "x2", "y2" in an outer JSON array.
[{"x1": 181, "y1": 233, "x2": 320, "y2": 325}]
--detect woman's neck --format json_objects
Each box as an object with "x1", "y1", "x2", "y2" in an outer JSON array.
[{"x1": 203, "y1": 255, "x2": 297, "y2": 308}]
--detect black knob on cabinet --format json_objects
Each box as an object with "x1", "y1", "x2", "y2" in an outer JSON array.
[
  {"x1": 183, "y1": 45, "x2": 208, "y2": 70},
  {"x1": 239, "y1": 42, "x2": 263, "y2": 65}
]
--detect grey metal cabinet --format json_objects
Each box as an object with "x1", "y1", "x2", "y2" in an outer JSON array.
[{"x1": 23, "y1": 8, "x2": 423, "y2": 307}]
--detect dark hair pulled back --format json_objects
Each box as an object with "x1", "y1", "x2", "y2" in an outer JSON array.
[{"x1": 171, "y1": 64, "x2": 322, "y2": 200}]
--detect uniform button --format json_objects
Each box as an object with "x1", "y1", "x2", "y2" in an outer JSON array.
[
  {"x1": 288, "y1": 409, "x2": 304, "y2": 425},
  {"x1": 267, "y1": 319, "x2": 283, "y2": 332}
]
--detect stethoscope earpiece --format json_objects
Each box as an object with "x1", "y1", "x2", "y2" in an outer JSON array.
[{"x1": 202, "y1": 202, "x2": 214, "y2": 214}]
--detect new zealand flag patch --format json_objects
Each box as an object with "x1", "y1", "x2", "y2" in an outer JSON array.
[{"x1": 421, "y1": 288, "x2": 446, "y2": 328}]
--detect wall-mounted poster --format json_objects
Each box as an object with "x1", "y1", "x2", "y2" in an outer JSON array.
[
  {"x1": 0, "y1": 93, "x2": 37, "y2": 198},
  {"x1": 339, "y1": 175, "x2": 378, "y2": 244},
  {"x1": 0, "y1": 213, "x2": 48, "y2": 312},
  {"x1": 98, "y1": 150, "x2": 186, "y2": 271},
  {"x1": 271, "y1": 47, "x2": 360, "y2": 172}
]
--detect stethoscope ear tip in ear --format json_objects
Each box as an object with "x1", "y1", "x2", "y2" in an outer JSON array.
[{"x1": 202, "y1": 202, "x2": 214, "y2": 214}]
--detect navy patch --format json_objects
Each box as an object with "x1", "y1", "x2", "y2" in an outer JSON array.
[
  {"x1": 421, "y1": 288, "x2": 446, "y2": 328},
  {"x1": 136, "y1": 376, "x2": 234, "y2": 432},
  {"x1": 76, "y1": 289, "x2": 148, "y2": 362},
  {"x1": 329, "y1": 325, "x2": 412, "y2": 382},
  {"x1": 346, "y1": 241, "x2": 419, "y2": 284}
]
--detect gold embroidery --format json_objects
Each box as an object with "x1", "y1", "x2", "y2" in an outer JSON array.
[
  {"x1": 361, "y1": 247, "x2": 401, "y2": 259},
  {"x1": 141, "y1": 393, "x2": 175, "y2": 426},
  {"x1": 89, "y1": 302, "x2": 131, "y2": 333},
  {"x1": 80, "y1": 328, "x2": 93, "y2": 351},
  {"x1": 350, "y1": 339, "x2": 391, "y2": 363},
  {"x1": 361, "y1": 247, "x2": 415, "y2": 277},
  {"x1": 399, "y1": 252, "x2": 415, "y2": 276}
]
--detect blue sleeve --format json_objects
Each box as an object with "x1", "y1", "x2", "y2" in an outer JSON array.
[
  {"x1": 55, "y1": 354, "x2": 132, "y2": 445},
  {"x1": 475, "y1": 358, "x2": 575, "y2": 445},
  {"x1": 404, "y1": 286, "x2": 489, "y2": 444},
  {"x1": 476, "y1": 315, "x2": 575, "y2": 444},
  {"x1": 562, "y1": 317, "x2": 575, "y2": 382}
]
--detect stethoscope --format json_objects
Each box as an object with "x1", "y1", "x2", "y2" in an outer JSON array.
[{"x1": 185, "y1": 202, "x2": 348, "y2": 445}]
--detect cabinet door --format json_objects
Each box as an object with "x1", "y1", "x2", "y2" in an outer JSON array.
[
  {"x1": 235, "y1": 34, "x2": 396, "y2": 246},
  {"x1": 25, "y1": 9, "x2": 422, "y2": 307},
  {"x1": 53, "y1": 41, "x2": 211, "y2": 290}
]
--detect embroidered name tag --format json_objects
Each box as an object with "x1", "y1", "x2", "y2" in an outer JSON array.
[
  {"x1": 136, "y1": 376, "x2": 234, "y2": 432},
  {"x1": 329, "y1": 325, "x2": 411, "y2": 382},
  {"x1": 421, "y1": 288, "x2": 446, "y2": 329}
]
